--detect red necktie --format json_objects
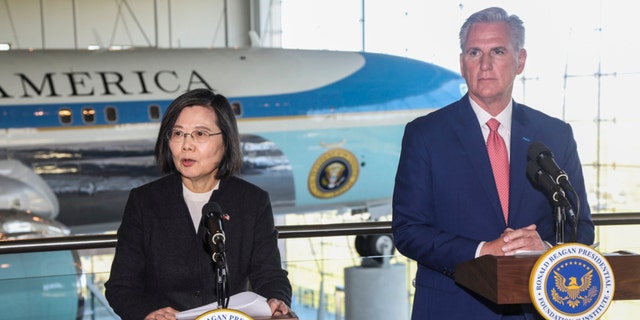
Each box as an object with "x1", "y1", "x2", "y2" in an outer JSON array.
[{"x1": 487, "y1": 118, "x2": 509, "y2": 223}]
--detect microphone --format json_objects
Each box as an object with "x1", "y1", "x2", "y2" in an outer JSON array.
[
  {"x1": 202, "y1": 201, "x2": 231, "y2": 309},
  {"x1": 526, "y1": 160, "x2": 575, "y2": 214},
  {"x1": 527, "y1": 141, "x2": 575, "y2": 194},
  {"x1": 202, "y1": 201, "x2": 226, "y2": 261}
]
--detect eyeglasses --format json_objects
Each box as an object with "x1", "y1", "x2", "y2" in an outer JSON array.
[{"x1": 167, "y1": 129, "x2": 222, "y2": 143}]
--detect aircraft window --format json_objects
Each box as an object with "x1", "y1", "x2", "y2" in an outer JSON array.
[
  {"x1": 82, "y1": 107, "x2": 96, "y2": 123},
  {"x1": 105, "y1": 106, "x2": 118, "y2": 122},
  {"x1": 59, "y1": 108, "x2": 72, "y2": 125},
  {"x1": 149, "y1": 104, "x2": 161, "y2": 120},
  {"x1": 232, "y1": 102, "x2": 242, "y2": 116}
]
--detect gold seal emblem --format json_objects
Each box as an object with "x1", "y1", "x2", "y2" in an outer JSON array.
[
  {"x1": 530, "y1": 243, "x2": 614, "y2": 319},
  {"x1": 308, "y1": 148, "x2": 359, "y2": 199},
  {"x1": 196, "y1": 308, "x2": 253, "y2": 320}
]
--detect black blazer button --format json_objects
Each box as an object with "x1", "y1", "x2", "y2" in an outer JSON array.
[{"x1": 194, "y1": 291, "x2": 201, "y2": 297}]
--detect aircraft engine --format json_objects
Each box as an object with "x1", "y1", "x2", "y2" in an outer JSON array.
[
  {"x1": 354, "y1": 234, "x2": 395, "y2": 267},
  {"x1": 0, "y1": 159, "x2": 60, "y2": 219}
]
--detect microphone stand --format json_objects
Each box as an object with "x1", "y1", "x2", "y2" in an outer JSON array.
[
  {"x1": 553, "y1": 191, "x2": 580, "y2": 245},
  {"x1": 211, "y1": 231, "x2": 229, "y2": 309},
  {"x1": 553, "y1": 204, "x2": 566, "y2": 245},
  {"x1": 565, "y1": 191, "x2": 579, "y2": 243}
]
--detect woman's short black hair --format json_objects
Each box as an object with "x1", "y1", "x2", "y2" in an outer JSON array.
[{"x1": 154, "y1": 88, "x2": 242, "y2": 179}]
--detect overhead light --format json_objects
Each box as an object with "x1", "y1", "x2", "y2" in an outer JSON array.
[
  {"x1": 109, "y1": 45, "x2": 131, "y2": 51},
  {"x1": 0, "y1": 43, "x2": 11, "y2": 51}
]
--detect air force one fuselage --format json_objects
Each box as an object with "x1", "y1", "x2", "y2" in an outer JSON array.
[{"x1": 0, "y1": 48, "x2": 466, "y2": 230}]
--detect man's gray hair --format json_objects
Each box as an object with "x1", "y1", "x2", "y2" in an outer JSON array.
[{"x1": 459, "y1": 7, "x2": 525, "y2": 51}]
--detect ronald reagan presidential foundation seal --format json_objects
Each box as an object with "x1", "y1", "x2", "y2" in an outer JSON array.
[{"x1": 529, "y1": 243, "x2": 614, "y2": 319}]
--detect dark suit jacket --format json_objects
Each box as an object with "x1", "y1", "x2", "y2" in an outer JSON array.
[
  {"x1": 105, "y1": 173, "x2": 291, "y2": 320},
  {"x1": 392, "y1": 95, "x2": 594, "y2": 319}
]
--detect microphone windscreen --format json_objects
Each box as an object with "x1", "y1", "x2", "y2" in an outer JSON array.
[
  {"x1": 527, "y1": 141, "x2": 551, "y2": 161},
  {"x1": 202, "y1": 201, "x2": 222, "y2": 216}
]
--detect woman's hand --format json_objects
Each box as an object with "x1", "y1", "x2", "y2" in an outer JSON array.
[
  {"x1": 144, "y1": 307, "x2": 179, "y2": 320},
  {"x1": 268, "y1": 298, "x2": 290, "y2": 316}
]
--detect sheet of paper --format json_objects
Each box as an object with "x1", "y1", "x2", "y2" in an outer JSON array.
[{"x1": 176, "y1": 291, "x2": 272, "y2": 320}]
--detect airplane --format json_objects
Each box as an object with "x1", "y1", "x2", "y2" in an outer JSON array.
[
  {"x1": 0, "y1": 47, "x2": 466, "y2": 229},
  {"x1": 0, "y1": 47, "x2": 466, "y2": 318}
]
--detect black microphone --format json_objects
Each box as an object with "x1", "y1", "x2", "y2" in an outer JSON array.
[
  {"x1": 527, "y1": 141, "x2": 575, "y2": 194},
  {"x1": 202, "y1": 201, "x2": 226, "y2": 261},
  {"x1": 202, "y1": 201, "x2": 231, "y2": 308},
  {"x1": 526, "y1": 160, "x2": 574, "y2": 213}
]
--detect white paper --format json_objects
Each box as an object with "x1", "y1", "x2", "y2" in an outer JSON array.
[
  {"x1": 514, "y1": 242, "x2": 600, "y2": 257},
  {"x1": 176, "y1": 291, "x2": 272, "y2": 320},
  {"x1": 513, "y1": 250, "x2": 545, "y2": 256}
]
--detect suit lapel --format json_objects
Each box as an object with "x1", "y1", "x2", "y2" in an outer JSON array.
[{"x1": 509, "y1": 103, "x2": 534, "y2": 225}]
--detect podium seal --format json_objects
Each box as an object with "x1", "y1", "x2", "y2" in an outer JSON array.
[
  {"x1": 529, "y1": 243, "x2": 615, "y2": 320},
  {"x1": 196, "y1": 308, "x2": 253, "y2": 320}
]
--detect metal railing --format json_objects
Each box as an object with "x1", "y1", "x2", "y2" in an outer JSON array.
[{"x1": 1, "y1": 213, "x2": 639, "y2": 254}]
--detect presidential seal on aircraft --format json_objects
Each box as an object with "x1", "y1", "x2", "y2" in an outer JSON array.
[
  {"x1": 308, "y1": 148, "x2": 359, "y2": 199},
  {"x1": 530, "y1": 243, "x2": 615, "y2": 319}
]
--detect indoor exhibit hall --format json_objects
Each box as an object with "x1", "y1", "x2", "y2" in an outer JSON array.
[{"x1": 2, "y1": 1, "x2": 640, "y2": 319}]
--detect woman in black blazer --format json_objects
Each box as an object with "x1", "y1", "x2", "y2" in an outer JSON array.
[{"x1": 105, "y1": 88, "x2": 292, "y2": 320}]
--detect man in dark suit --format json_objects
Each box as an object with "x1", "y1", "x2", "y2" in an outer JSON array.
[{"x1": 392, "y1": 7, "x2": 594, "y2": 319}]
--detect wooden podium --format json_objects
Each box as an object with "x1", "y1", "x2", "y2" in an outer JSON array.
[
  {"x1": 454, "y1": 251, "x2": 640, "y2": 305},
  {"x1": 254, "y1": 311, "x2": 298, "y2": 320}
]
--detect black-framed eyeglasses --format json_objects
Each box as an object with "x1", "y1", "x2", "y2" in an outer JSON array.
[{"x1": 166, "y1": 129, "x2": 222, "y2": 143}]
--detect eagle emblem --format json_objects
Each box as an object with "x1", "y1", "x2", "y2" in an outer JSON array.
[
  {"x1": 530, "y1": 244, "x2": 614, "y2": 319},
  {"x1": 551, "y1": 269, "x2": 598, "y2": 308}
]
